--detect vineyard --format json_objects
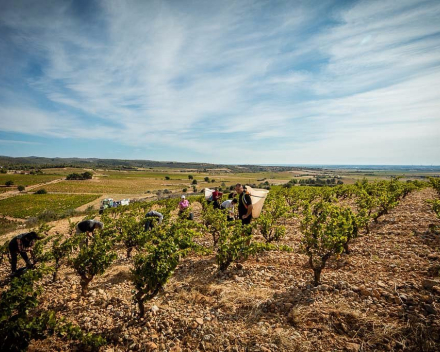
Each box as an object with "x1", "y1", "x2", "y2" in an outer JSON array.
[
  {"x1": 0, "y1": 194, "x2": 101, "y2": 219},
  {"x1": 0, "y1": 178, "x2": 440, "y2": 351}
]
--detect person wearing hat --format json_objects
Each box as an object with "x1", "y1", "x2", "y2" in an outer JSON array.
[
  {"x1": 178, "y1": 195, "x2": 194, "y2": 220},
  {"x1": 8, "y1": 231, "x2": 41, "y2": 274}
]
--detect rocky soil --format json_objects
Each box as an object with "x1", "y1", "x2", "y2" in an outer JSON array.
[{"x1": 1, "y1": 188, "x2": 440, "y2": 351}]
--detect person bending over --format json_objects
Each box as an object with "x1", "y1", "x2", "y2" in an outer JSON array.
[
  {"x1": 76, "y1": 219, "x2": 104, "y2": 246},
  {"x1": 145, "y1": 210, "x2": 164, "y2": 231},
  {"x1": 9, "y1": 231, "x2": 41, "y2": 274},
  {"x1": 221, "y1": 198, "x2": 238, "y2": 221}
]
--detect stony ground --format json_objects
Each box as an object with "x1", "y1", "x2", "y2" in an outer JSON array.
[{"x1": 1, "y1": 188, "x2": 440, "y2": 351}]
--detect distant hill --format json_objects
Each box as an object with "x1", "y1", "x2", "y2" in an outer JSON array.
[{"x1": 0, "y1": 155, "x2": 302, "y2": 173}]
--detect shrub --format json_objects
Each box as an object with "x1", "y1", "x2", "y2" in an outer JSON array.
[
  {"x1": 257, "y1": 196, "x2": 289, "y2": 243},
  {"x1": 37, "y1": 209, "x2": 58, "y2": 222},
  {"x1": 72, "y1": 233, "x2": 116, "y2": 296},
  {"x1": 132, "y1": 240, "x2": 181, "y2": 317},
  {"x1": 0, "y1": 266, "x2": 106, "y2": 351},
  {"x1": 182, "y1": 188, "x2": 187, "y2": 193},
  {"x1": 66, "y1": 172, "x2": 93, "y2": 180},
  {"x1": 25, "y1": 217, "x2": 39, "y2": 227},
  {"x1": 165, "y1": 176, "x2": 170, "y2": 180},
  {"x1": 215, "y1": 222, "x2": 281, "y2": 271},
  {"x1": 82, "y1": 171, "x2": 93, "y2": 179},
  {"x1": 204, "y1": 177, "x2": 210, "y2": 182},
  {"x1": 131, "y1": 222, "x2": 200, "y2": 316},
  {"x1": 188, "y1": 175, "x2": 193, "y2": 180},
  {"x1": 34, "y1": 189, "x2": 47, "y2": 194},
  {"x1": 17, "y1": 185, "x2": 25, "y2": 192},
  {"x1": 192, "y1": 179, "x2": 198, "y2": 185},
  {"x1": 300, "y1": 201, "x2": 356, "y2": 286},
  {"x1": 5, "y1": 180, "x2": 14, "y2": 186}
]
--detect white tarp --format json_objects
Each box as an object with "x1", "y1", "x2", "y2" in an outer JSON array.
[
  {"x1": 245, "y1": 186, "x2": 269, "y2": 218},
  {"x1": 204, "y1": 188, "x2": 214, "y2": 200}
]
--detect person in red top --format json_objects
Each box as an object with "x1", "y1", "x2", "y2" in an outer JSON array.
[{"x1": 212, "y1": 188, "x2": 221, "y2": 209}]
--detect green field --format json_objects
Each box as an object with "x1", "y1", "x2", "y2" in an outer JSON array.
[
  {"x1": 0, "y1": 174, "x2": 62, "y2": 188},
  {"x1": 0, "y1": 194, "x2": 101, "y2": 219}
]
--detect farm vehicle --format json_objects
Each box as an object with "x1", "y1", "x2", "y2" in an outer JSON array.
[{"x1": 99, "y1": 198, "x2": 130, "y2": 214}]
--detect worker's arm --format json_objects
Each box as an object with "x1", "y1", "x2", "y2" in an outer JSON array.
[
  {"x1": 17, "y1": 238, "x2": 24, "y2": 252},
  {"x1": 243, "y1": 203, "x2": 253, "y2": 218}
]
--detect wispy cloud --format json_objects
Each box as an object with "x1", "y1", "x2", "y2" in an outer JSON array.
[{"x1": 0, "y1": 0, "x2": 439, "y2": 164}]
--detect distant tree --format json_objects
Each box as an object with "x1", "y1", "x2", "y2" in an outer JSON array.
[
  {"x1": 5, "y1": 180, "x2": 14, "y2": 186},
  {"x1": 35, "y1": 189, "x2": 47, "y2": 194},
  {"x1": 188, "y1": 175, "x2": 193, "y2": 180},
  {"x1": 82, "y1": 171, "x2": 93, "y2": 179},
  {"x1": 66, "y1": 172, "x2": 93, "y2": 180},
  {"x1": 182, "y1": 188, "x2": 187, "y2": 193},
  {"x1": 165, "y1": 176, "x2": 170, "y2": 180},
  {"x1": 0, "y1": 169, "x2": 6, "y2": 174},
  {"x1": 192, "y1": 186, "x2": 197, "y2": 192},
  {"x1": 17, "y1": 185, "x2": 25, "y2": 192},
  {"x1": 211, "y1": 179, "x2": 215, "y2": 183},
  {"x1": 204, "y1": 177, "x2": 210, "y2": 182},
  {"x1": 192, "y1": 179, "x2": 198, "y2": 185}
]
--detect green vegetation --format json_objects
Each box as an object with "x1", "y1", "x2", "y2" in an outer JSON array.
[
  {"x1": 301, "y1": 201, "x2": 357, "y2": 286},
  {"x1": 72, "y1": 233, "x2": 117, "y2": 296},
  {"x1": 0, "y1": 217, "x2": 21, "y2": 236},
  {"x1": 0, "y1": 194, "x2": 100, "y2": 218},
  {"x1": 66, "y1": 171, "x2": 93, "y2": 180},
  {"x1": 0, "y1": 266, "x2": 105, "y2": 351},
  {"x1": 0, "y1": 174, "x2": 61, "y2": 187}
]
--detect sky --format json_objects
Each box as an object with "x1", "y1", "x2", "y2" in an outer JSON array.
[{"x1": 0, "y1": 0, "x2": 439, "y2": 165}]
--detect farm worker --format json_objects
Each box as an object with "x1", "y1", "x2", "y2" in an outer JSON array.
[
  {"x1": 144, "y1": 210, "x2": 163, "y2": 231},
  {"x1": 228, "y1": 191, "x2": 237, "y2": 199},
  {"x1": 178, "y1": 195, "x2": 194, "y2": 220},
  {"x1": 235, "y1": 183, "x2": 253, "y2": 225},
  {"x1": 221, "y1": 198, "x2": 238, "y2": 221},
  {"x1": 212, "y1": 188, "x2": 221, "y2": 209},
  {"x1": 9, "y1": 231, "x2": 41, "y2": 274},
  {"x1": 76, "y1": 219, "x2": 104, "y2": 246}
]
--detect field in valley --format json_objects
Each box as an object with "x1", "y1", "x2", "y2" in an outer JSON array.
[{"x1": 0, "y1": 165, "x2": 439, "y2": 352}]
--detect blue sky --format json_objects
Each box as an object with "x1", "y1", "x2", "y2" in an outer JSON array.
[{"x1": 0, "y1": 0, "x2": 439, "y2": 165}]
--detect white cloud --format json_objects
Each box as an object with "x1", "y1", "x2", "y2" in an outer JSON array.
[{"x1": 0, "y1": 0, "x2": 439, "y2": 164}]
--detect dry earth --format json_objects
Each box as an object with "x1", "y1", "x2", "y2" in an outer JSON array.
[{"x1": 1, "y1": 189, "x2": 440, "y2": 351}]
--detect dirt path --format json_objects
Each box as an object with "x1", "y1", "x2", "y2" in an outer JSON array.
[{"x1": 0, "y1": 178, "x2": 65, "y2": 201}]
